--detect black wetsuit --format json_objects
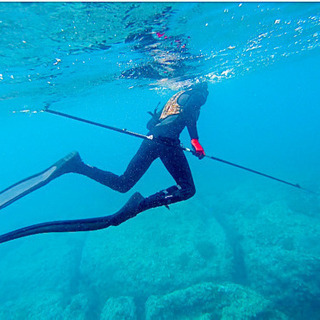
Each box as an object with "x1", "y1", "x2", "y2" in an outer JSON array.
[{"x1": 75, "y1": 86, "x2": 208, "y2": 211}]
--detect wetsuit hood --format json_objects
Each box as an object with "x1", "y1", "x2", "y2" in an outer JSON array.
[{"x1": 190, "y1": 82, "x2": 208, "y2": 98}]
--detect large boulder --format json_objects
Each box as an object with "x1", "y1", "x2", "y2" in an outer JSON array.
[
  {"x1": 0, "y1": 291, "x2": 89, "y2": 320},
  {"x1": 145, "y1": 282, "x2": 287, "y2": 320},
  {"x1": 64, "y1": 293, "x2": 90, "y2": 320},
  {"x1": 217, "y1": 184, "x2": 320, "y2": 319},
  {"x1": 238, "y1": 199, "x2": 320, "y2": 319},
  {"x1": 0, "y1": 234, "x2": 85, "y2": 302},
  {"x1": 0, "y1": 291, "x2": 65, "y2": 320},
  {"x1": 100, "y1": 296, "x2": 136, "y2": 320},
  {"x1": 80, "y1": 200, "x2": 234, "y2": 303}
]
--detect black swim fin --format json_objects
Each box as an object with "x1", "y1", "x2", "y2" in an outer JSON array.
[
  {"x1": 0, "y1": 151, "x2": 81, "y2": 211},
  {"x1": 0, "y1": 192, "x2": 145, "y2": 244}
]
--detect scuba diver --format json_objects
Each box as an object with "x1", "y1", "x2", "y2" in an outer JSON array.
[{"x1": 0, "y1": 82, "x2": 209, "y2": 243}]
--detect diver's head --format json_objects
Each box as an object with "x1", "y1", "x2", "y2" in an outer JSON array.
[
  {"x1": 190, "y1": 80, "x2": 208, "y2": 99},
  {"x1": 191, "y1": 80, "x2": 208, "y2": 92}
]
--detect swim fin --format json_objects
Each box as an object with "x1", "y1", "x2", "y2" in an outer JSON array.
[
  {"x1": 0, "y1": 192, "x2": 145, "y2": 244},
  {"x1": 0, "y1": 151, "x2": 81, "y2": 211}
]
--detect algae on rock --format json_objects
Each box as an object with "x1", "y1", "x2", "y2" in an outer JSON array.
[
  {"x1": 100, "y1": 296, "x2": 137, "y2": 320},
  {"x1": 80, "y1": 201, "x2": 233, "y2": 301},
  {"x1": 145, "y1": 282, "x2": 288, "y2": 320}
]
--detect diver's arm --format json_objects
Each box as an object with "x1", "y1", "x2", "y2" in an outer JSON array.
[
  {"x1": 187, "y1": 118, "x2": 205, "y2": 159},
  {"x1": 179, "y1": 92, "x2": 206, "y2": 159}
]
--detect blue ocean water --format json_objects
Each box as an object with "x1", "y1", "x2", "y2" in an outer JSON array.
[{"x1": 0, "y1": 2, "x2": 320, "y2": 319}]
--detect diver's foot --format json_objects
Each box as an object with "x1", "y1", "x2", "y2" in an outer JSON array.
[
  {"x1": 112, "y1": 192, "x2": 145, "y2": 226},
  {"x1": 52, "y1": 151, "x2": 83, "y2": 176}
]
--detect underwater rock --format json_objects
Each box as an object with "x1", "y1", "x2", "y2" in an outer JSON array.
[
  {"x1": 245, "y1": 246, "x2": 320, "y2": 319},
  {"x1": 229, "y1": 197, "x2": 320, "y2": 319},
  {"x1": 64, "y1": 293, "x2": 89, "y2": 320},
  {"x1": 0, "y1": 291, "x2": 90, "y2": 320},
  {"x1": 145, "y1": 282, "x2": 287, "y2": 320},
  {"x1": 80, "y1": 201, "x2": 233, "y2": 302},
  {"x1": 100, "y1": 296, "x2": 136, "y2": 320},
  {"x1": 0, "y1": 291, "x2": 65, "y2": 320},
  {"x1": 0, "y1": 235, "x2": 85, "y2": 302}
]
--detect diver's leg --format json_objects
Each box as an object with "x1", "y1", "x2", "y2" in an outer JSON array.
[
  {"x1": 75, "y1": 140, "x2": 159, "y2": 193},
  {"x1": 138, "y1": 145, "x2": 196, "y2": 211}
]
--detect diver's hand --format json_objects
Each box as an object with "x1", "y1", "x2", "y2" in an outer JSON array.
[
  {"x1": 147, "y1": 102, "x2": 161, "y2": 120},
  {"x1": 147, "y1": 108, "x2": 158, "y2": 119},
  {"x1": 146, "y1": 104, "x2": 161, "y2": 130},
  {"x1": 191, "y1": 139, "x2": 205, "y2": 159}
]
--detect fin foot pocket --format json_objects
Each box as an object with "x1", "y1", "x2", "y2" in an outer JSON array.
[
  {"x1": 110, "y1": 192, "x2": 145, "y2": 226},
  {"x1": 0, "y1": 151, "x2": 82, "y2": 211},
  {"x1": 52, "y1": 151, "x2": 82, "y2": 176}
]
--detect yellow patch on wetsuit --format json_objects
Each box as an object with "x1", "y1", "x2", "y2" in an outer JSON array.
[{"x1": 160, "y1": 91, "x2": 185, "y2": 120}]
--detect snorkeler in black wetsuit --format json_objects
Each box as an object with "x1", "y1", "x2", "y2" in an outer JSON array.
[
  {"x1": 0, "y1": 82, "x2": 208, "y2": 243},
  {"x1": 73, "y1": 82, "x2": 208, "y2": 212}
]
